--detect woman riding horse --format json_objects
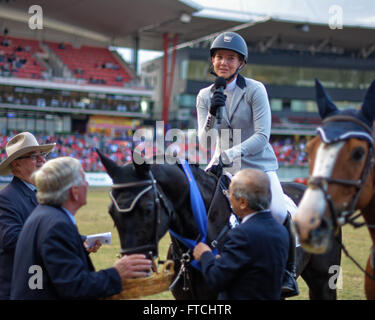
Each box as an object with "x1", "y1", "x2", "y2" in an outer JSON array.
[{"x1": 196, "y1": 31, "x2": 298, "y2": 297}]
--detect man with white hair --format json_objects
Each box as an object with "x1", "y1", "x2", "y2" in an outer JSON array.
[
  {"x1": 0, "y1": 132, "x2": 55, "y2": 300},
  {"x1": 10, "y1": 156, "x2": 151, "y2": 299},
  {"x1": 193, "y1": 168, "x2": 289, "y2": 300}
]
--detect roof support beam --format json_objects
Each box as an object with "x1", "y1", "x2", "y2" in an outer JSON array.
[
  {"x1": 361, "y1": 43, "x2": 375, "y2": 59},
  {"x1": 259, "y1": 34, "x2": 278, "y2": 52},
  {"x1": 309, "y1": 37, "x2": 330, "y2": 54},
  {"x1": 316, "y1": 38, "x2": 330, "y2": 51}
]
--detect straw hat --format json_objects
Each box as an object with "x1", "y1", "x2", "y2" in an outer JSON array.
[{"x1": 0, "y1": 132, "x2": 55, "y2": 176}]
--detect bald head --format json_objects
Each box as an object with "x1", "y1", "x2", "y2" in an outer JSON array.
[{"x1": 231, "y1": 168, "x2": 271, "y2": 212}]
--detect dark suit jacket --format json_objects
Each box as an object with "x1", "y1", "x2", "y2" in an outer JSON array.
[
  {"x1": 200, "y1": 210, "x2": 289, "y2": 300},
  {"x1": 10, "y1": 204, "x2": 122, "y2": 300},
  {"x1": 0, "y1": 177, "x2": 38, "y2": 299}
]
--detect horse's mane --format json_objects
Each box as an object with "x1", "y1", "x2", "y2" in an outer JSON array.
[{"x1": 135, "y1": 153, "x2": 218, "y2": 182}]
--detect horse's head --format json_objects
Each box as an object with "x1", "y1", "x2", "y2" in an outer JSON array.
[
  {"x1": 97, "y1": 150, "x2": 174, "y2": 258},
  {"x1": 294, "y1": 79, "x2": 375, "y2": 254}
]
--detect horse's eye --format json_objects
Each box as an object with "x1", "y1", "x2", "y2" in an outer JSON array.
[{"x1": 351, "y1": 147, "x2": 365, "y2": 162}]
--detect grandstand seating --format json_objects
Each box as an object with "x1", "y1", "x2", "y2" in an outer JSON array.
[
  {"x1": 47, "y1": 42, "x2": 133, "y2": 87},
  {"x1": 0, "y1": 36, "x2": 45, "y2": 79},
  {"x1": 0, "y1": 133, "x2": 309, "y2": 173},
  {"x1": 0, "y1": 36, "x2": 134, "y2": 86},
  {"x1": 272, "y1": 114, "x2": 281, "y2": 124},
  {"x1": 287, "y1": 115, "x2": 321, "y2": 125}
]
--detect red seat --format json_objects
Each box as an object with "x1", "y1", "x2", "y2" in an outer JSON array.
[
  {"x1": 47, "y1": 41, "x2": 133, "y2": 86},
  {"x1": 0, "y1": 36, "x2": 45, "y2": 79}
]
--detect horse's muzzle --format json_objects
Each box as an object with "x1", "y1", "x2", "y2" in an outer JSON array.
[
  {"x1": 296, "y1": 217, "x2": 332, "y2": 254},
  {"x1": 120, "y1": 244, "x2": 157, "y2": 257}
]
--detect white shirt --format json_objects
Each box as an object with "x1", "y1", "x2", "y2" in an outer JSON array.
[
  {"x1": 224, "y1": 77, "x2": 237, "y2": 114},
  {"x1": 21, "y1": 179, "x2": 37, "y2": 193},
  {"x1": 241, "y1": 209, "x2": 271, "y2": 224},
  {"x1": 225, "y1": 77, "x2": 237, "y2": 92}
]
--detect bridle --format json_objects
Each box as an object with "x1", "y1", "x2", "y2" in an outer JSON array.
[
  {"x1": 307, "y1": 116, "x2": 375, "y2": 280},
  {"x1": 308, "y1": 116, "x2": 375, "y2": 230},
  {"x1": 109, "y1": 170, "x2": 174, "y2": 258},
  {"x1": 109, "y1": 164, "x2": 231, "y2": 296}
]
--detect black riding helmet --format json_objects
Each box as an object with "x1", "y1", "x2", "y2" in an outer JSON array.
[
  {"x1": 210, "y1": 32, "x2": 248, "y2": 63},
  {"x1": 209, "y1": 32, "x2": 248, "y2": 81}
]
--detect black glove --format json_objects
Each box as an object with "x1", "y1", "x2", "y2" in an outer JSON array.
[
  {"x1": 207, "y1": 162, "x2": 223, "y2": 178},
  {"x1": 209, "y1": 91, "x2": 226, "y2": 117},
  {"x1": 206, "y1": 155, "x2": 225, "y2": 178}
]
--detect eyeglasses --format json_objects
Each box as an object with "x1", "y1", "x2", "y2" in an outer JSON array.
[
  {"x1": 223, "y1": 189, "x2": 230, "y2": 198},
  {"x1": 17, "y1": 152, "x2": 48, "y2": 161}
]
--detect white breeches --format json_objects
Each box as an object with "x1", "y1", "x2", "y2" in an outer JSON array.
[{"x1": 266, "y1": 171, "x2": 291, "y2": 225}]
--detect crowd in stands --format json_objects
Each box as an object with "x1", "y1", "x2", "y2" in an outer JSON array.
[
  {"x1": 0, "y1": 36, "x2": 133, "y2": 87},
  {"x1": 0, "y1": 36, "x2": 45, "y2": 79},
  {"x1": 0, "y1": 132, "x2": 308, "y2": 173},
  {"x1": 0, "y1": 132, "x2": 134, "y2": 172},
  {"x1": 0, "y1": 91, "x2": 142, "y2": 113},
  {"x1": 0, "y1": 37, "x2": 43, "y2": 79},
  {"x1": 270, "y1": 137, "x2": 308, "y2": 167},
  {"x1": 50, "y1": 42, "x2": 133, "y2": 87}
]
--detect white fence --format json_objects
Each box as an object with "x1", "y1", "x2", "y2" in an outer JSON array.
[
  {"x1": 0, "y1": 172, "x2": 113, "y2": 187},
  {"x1": 0, "y1": 167, "x2": 309, "y2": 186}
]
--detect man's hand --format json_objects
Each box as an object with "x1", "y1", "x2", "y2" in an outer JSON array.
[
  {"x1": 193, "y1": 242, "x2": 212, "y2": 261},
  {"x1": 209, "y1": 91, "x2": 226, "y2": 117},
  {"x1": 114, "y1": 254, "x2": 152, "y2": 280},
  {"x1": 84, "y1": 240, "x2": 102, "y2": 253}
]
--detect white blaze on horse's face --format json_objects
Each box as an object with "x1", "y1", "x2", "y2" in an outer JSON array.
[{"x1": 294, "y1": 141, "x2": 345, "y2": 242}]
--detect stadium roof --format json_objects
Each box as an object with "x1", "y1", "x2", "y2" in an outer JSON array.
[
  {"x1": 234, "y1": 19, "x2": 375, "y2": 54},
  {"x1": 0, "y1": 0, "x2": 245, "y2": 50},
  {"x1": 0, "y1": 0, "x2": 374, "y2": 55}
]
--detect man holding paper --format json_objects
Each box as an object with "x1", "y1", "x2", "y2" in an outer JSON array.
[
  {"x1": 11, "y1": 157, "x2": 151, "y2": 300},
  {"x1": 85, "y1": 232, "x2": 112, "y2": 249}
]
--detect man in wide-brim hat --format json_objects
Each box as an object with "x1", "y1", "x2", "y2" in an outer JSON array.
[
  {"x1": 0, "y1": 132, "x2": 55, "y2": 299},
  {"x1": 0, "y1": 131, "x2": 55, "y2": 177}
]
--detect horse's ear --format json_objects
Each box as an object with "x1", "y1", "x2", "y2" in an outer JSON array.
[
  {"x1": 315, "y1": 78, "x2": 338, "y2": 119},
  {"x1": 361, "y1": 79, "x2": 375, "y2": 126},
  {"x1": 132, "y1": 150, "x2": 150, "y2": 177},
  {"x1": 96, "y1": 148, "x2": 121, "y2": 180}
]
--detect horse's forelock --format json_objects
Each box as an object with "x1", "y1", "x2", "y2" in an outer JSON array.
[{"x1": 111, "y1": 162, "x2": 142, "y2": 184}]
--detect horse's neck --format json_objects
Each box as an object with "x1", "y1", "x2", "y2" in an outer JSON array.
[
  {"x1": 156, "y1": 164, "x2": 229, "y2": 240},
  {"x1": 361, "y1": 193, "x2": 375, "y2": 245}
]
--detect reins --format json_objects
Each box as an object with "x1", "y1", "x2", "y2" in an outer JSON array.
[
  {"x1": 309, "y1": 116, "x2": 375, "y2": 280},
  {"x1": 111, "y1": 172, "x2": 174, "y2": 259},
  {"x1": 335, "y1": 237, "x2": 375, "y2": 281},
  {"x1": 109, "y1": 162, "x2": 233, "y2": 297}
]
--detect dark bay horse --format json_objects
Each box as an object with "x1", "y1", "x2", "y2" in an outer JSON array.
[
  {"x1": 97, "y1": 150, "x2": 341, "y2": 299},
  {"x1": 294, "y1": 79, "x2": 375, "y2": 299}
]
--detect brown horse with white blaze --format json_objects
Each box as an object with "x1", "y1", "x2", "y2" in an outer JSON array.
[{"x1": 293, "y1": 79, "x2": 375, "y2": 299}]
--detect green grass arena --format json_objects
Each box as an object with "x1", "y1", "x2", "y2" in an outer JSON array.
[{"x1": 77, "y1": 187, "x2": 370, "y2": 300}]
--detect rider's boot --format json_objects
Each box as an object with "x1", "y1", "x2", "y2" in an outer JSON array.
[{"x1": 281, "y1": 212, "x2": 299, "y2": 298}]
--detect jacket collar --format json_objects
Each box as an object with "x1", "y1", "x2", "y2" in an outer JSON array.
[
  {"x1": 13, "y1": 176, "x2": 35, "y2": 195},
  {"x1": 228, "y1": 75, "x2": 247, "y2": 120},
  {"x1": 241, "y1": 209, "x2": 270, "y2": 224},
  {"x1": 12, "y1": 176, "x2": 38, "y2": 205},
  {"x1": 210, "y1": 74, "x2": 247, "y2": 93},
  {"x1": 236, "y1": 74, "x2": 246, "y2": 89}
]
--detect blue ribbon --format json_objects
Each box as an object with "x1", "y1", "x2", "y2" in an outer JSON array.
[{"x1": 169, "y1": 159, "x2": 217, "y2": 271}]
